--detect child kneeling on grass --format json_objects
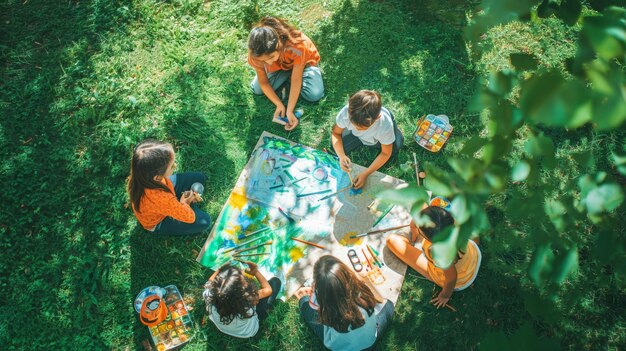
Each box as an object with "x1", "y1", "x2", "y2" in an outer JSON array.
[
  {"x1": 248, "y1": 16, "x2": 324, "y2": 131},
  {"x1": 386, "y1": 206, "x2": 481, "y2": 308},
  {"x1": 203, "y1": 261, "x2": 281, "y2": 338},
  {"x1": 331, "y1": 90, "x2": 404, "y2": 189},
  {"x1": 294, "y1": 255, "x2": 394, "y2": 351},
  {"x1": 127, "y1": 139, "x2": 211, "y2": 236}
]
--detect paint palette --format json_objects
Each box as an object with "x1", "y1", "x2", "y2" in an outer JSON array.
[
  {"x1": 413, "y1": 114, "x2": 453, "y2": 152},
  {"x1": 148, "y1": 285, "x2": 194, "y2": 351}
]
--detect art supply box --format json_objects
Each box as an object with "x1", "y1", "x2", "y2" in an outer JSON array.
[
  {"x1": 413, "y1": 114, "x2": 453, "y2": 152},
  {"x1": 135, "y1": 285, "x2": 194, "y2": 351}
]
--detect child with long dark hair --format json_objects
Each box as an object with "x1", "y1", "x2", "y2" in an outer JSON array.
[
  {"x1": 294, "y1": 255, "x2": 394, "y2": 351},
  {"x1": 248, "y1": 16, "x2": 324, "y2": 131},
  {"x1": 386, "y1": 206, "x2": 481, "y2": 308},
  {"x1": 127, "y1": 139, "x2": 211, "y2": 235},
  {"x1": 203, "y1": 261, "x2": 281, "y2": 338}
]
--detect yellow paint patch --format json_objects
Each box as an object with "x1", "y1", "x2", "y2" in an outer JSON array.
[
  {"x1": 289, "y1": 247, "x2": 305, "y2": 262},
  {"x1": 228, "y1": 192, "x2": 247, "y2": 210},
  {"x1": 339, "y1": 232, "x2": 363, "y2": 247}
]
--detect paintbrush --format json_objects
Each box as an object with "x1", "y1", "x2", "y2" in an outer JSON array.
[
  {"x1": 317, "y1": 185, "x2": 352, "y2": 201},
  {"x1": 291, "y1": 237, "x2": 326, "y2": 249},
  {"x1": 296, "y1": 188, "x2": 333, "y2": 198},
  {"x1": 371, "y1": 205, "x2": 394, "y2": 228},
  {"x1": 350, "y1": 224, "x2": 411, "y2": 238},
  {"x1": 412, "y1": 153, "x2": 419, "y2": 185},
  {"x1": 270, "y1": 176, "x2": 307, "y2": 190},
  {"x1": 241, "y1": 226, "x2": 271, "y2": 239},
  {"x1": 233, "y1": 252, "x2": 271, "y2": 258},
  {"x1": 278, "y1": 207, "x2": 295, "y2": 222},
  {"x1": 223, "y1": 236, "x2": 264, "y2": 253},
  {"x1": 234, "y1": 240, "x2": 273, "y2": 254}
]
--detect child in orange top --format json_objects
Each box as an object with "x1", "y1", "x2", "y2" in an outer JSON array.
[
  {"x1": 386, "y1": 206, "x2": 481, "y2": 308},
  {"x1": 248, "y1": 16, "x2": 324, "y2": 131},
  {"x1": 127, "y1": 140, "x2": 211, "y2": 235}
]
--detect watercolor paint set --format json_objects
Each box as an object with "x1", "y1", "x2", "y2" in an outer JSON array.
[
  {"x1": 148, "y1": 285, "x2": 193, "y2": 351},
  {"x1": 413, "y1": 114, "x2": 453, "y2": 152}
]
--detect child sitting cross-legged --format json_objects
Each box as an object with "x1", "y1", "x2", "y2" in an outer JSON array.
[
  {"x1": 294, "y1": 255, "x2": 395, "y2": 351},
  {"x1": 386, "y1": 206, "x2": 481, "y2": 308},
  {"x1": 331, "y1": 90, "x2": 404, "y2": 189},
  {"x1": 203, "y1": 261, "x2": 281, "y2": 338}
]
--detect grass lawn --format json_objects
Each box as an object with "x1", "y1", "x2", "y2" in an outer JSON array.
[{"x1": 1, "y1": 0, "x2": 623, "y2": 350}]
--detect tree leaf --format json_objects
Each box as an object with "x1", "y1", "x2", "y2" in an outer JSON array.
[
  {"x1": 556, "y1": 0, "x2": 582, "y2": 26},
  {"x1": 450, "y1": 195, "x2": 470, "y2": 224},
  {"x1": 582, "y1": 183, "x2": 624, "y2": 214},
  {"x1": 430, "y1": 226, "x2": 458, "y2": 269},
  {"x1": 510, "y1": 53, "x2": 539, "y2": 70},
  {"x1": 376, "y1": 186, "x2": 429, "y2": 210},
  {"x1": 551, "y1": 247, "x2": 579, "y2": 284},
  {"x1": 529, "y1": 245, "x2": 554, "y2": 286},
  {"x1": 511, "y1": 160, "x2": 531, "y2": 181}
]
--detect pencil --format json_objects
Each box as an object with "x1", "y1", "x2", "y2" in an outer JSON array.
[
  {"x1": 278, "y1": 207, "x2": 295, "y2": 222},
  {"x1": 291, "y1": 237, "x2": 326, "y2": 249},
  {"x1": 361, "y1": 248, "x2": 372, "y2": 269}
]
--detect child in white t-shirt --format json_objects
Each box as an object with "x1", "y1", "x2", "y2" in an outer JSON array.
[
  {"x1": 203, "y1": 261, "x2": 281, "y2": 338},
  {"x1": 331, "y1": 90, "x2": 403, "y2": 189}
]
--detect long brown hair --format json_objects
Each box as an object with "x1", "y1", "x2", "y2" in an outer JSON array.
[
  {"x1": 204, "y1": 264, "x2": 259, "y2": 324},
  {"x1": 248, "y1": 16, "x2": 303, "y2": 57},
  {"x1": 314, "y1": 255, "x2": 380, "y2": 332},
  {"x1": 127, "y1": 139, "x2": 173, "y2": 212}
]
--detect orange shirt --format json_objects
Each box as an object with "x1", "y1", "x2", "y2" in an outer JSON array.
[
  {"x1": 248, "y1": 33, "x2": 320, "y2": 74},
  {"x1": 132, "y1": 177, "x2": 195, "y2": 230}
]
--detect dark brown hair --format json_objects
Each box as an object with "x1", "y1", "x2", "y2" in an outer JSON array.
[
  {"x1": 348, "y1": 90, "x2": 382, "y2": 127},
  {"x1": 419, "y1": 206, "x2": 454, "y2": 240},
  {"x1": 314, "y1": 255, "x2": 380, "y2": 332},
  {"x1": 248, "y1": 16, "x2": 302, "y2": 57},
  {"x1": 127, "y1": 140, "x2": 173, "y2": 212},
  {"x1": 204, "y1": 264, "x2": 259, "y2": 324}
]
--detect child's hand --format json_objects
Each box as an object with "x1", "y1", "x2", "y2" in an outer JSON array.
[
  {"x1": 339, "y1": 155, "x2": 352, "y2": 173},
  {"x1": 352, "y1": 172, "x2": 369, "y2": 189},
  {"x1": 243, "y1": 261, "x2": 259, "y2": 275},
  {"x1": 180, "y1": 191, "x2": 195, "y2": 205},
  {"x1": 284, "y1": 110, "x2": 299, "y2": 131},
  {"x1": 294, "y1": 286, "x2": 312, "y2": 300},
  {"x1": 430, "y1": 293, "x2": 451, "y2": 309},
  {"x1": 274, "y1": 104, "x2": 286, "y2": 120}
]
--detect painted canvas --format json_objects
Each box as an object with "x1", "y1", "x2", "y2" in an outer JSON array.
[{"x1": 197, "y1": 132, "x2": 412, "y2": 302}]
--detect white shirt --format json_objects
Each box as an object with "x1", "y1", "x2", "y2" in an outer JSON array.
[
  {"x1": 203, "y1": 290, "x2": 259, "y2": 338},
  {"x1": 336, "y1": 105, "x2": 396, "y2": 146}
]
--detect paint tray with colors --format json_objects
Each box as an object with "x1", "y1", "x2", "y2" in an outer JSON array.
[
  {"x1": 413, "y1": 114, "x2": 452, "y2": 152},
  {"x1": 149, "y1": 285, "x2": 194, "y2": 351}
]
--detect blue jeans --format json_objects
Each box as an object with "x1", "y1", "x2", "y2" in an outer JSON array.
[
  {"x1": 299, "y1": 296, "x2": 395, "y2": 351},
  {"x1": 256, "y1": 277, "x2": 282, "y2": 320},
  {"x1": 251, "y1": 66, "x2": 324, "y2": 102},
  {"x1": 153, "y1": 172, "x2": 212, "y2": 236}
]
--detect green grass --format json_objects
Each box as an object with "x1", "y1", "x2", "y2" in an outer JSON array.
[{"x1": 1, "y1": 0, "x2": 623, "y2": 350}]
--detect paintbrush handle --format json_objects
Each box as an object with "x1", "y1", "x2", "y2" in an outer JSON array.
[
  {"x1": 353, "y1": 224, "x2": 411, "y2": 238},
  {"x1": 233, "y1": 252, "x2": 270, "y2": 257},
  {"x1": 318, "y1": 185, "x2": 352, "y2": 201},
  {"x1": 234, "y1": 241, "x2": 272, "y2": 254},
  {"x1": 371, "y1": 205, "x2": 394, "y2": 227},
  {"x1": 291, "y1": 237, "x2": 326, "y2": 249}
]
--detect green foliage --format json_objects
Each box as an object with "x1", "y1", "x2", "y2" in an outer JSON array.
[{"x1": 1, "y1": 0, "x2": 624, "y2": 350}]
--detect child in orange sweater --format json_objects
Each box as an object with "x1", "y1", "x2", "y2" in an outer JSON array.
[
  {"x1": 127, "y1": 140, "x2": 211, "y2": 235},
  {"x1": 248, "y1": 16, "x2": 324, "y2": 131}
]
